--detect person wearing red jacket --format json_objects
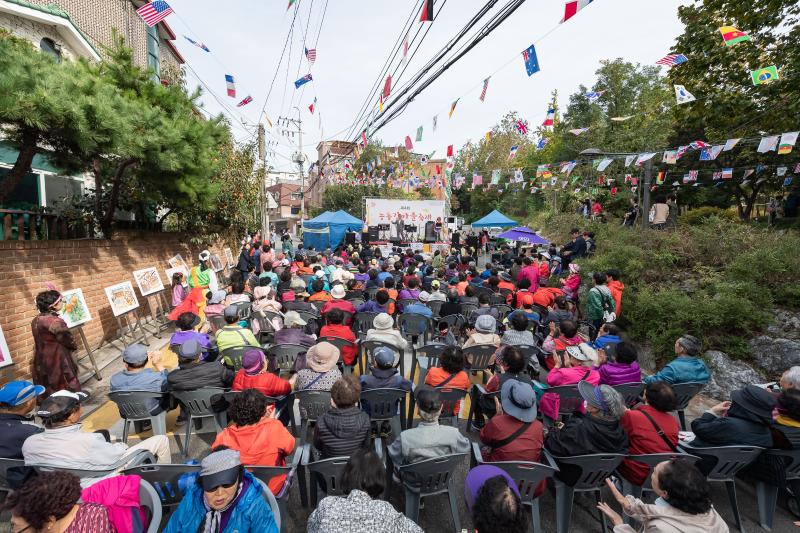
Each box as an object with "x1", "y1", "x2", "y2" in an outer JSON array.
[
  {"x1": 618, "y1": 381, "x2": 680, "y2": 485},
  {"x1": 606, "y1": 269, "x2": 625, "y2": 317},
  {"x1": 319, "y1": 308, "x2": 358, "y2": 366}
]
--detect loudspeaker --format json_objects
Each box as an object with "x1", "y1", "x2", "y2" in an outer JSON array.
[
  {"x1": 367, "y1": 226, "x2": 379, "y2": 243},
  {"x1": 424, "y1": 221, "x2": 436, "y2": 243},
  {"x1": 345, "y1": 232, "x2": 356, "y2": 245}
]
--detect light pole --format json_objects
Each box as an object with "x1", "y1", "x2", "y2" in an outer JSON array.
[
  {"x1": 579, "y1": 148, "x2": 649, "y2": 229},
  {"x1": 279, "y1": 109, "x2": 305, "y2": 236}
]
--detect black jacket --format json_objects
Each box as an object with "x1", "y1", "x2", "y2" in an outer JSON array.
[
  {"x1": 0, "y1": 413, "x2": 43, "y2": 459},
  {"x1": 167, "y1": 361, "x2": 234, "y2": 392},
  {"x1": 313, "y1": 406, "x2": 371, "y2": 459},
  {"x1": 691, "y1": 411, "x2": 774, "y2": 448},
  {"x1": 439, "y1": 302, "x2": 462, "y2": 319},
  {"x1": 237, "y1": 250, "x2": 254, "y2": 273},
  {"x1": 545, "y1": 412, "x2": 629, "y2": 486}
]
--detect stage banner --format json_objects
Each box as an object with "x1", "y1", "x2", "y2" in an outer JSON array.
[{"x1": 365, "y1": 198, "x2": 446, "y2": 240}]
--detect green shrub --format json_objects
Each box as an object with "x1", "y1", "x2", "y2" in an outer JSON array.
[{"x1": 680, "y1": 207, "x2": 737, "y2": 226}]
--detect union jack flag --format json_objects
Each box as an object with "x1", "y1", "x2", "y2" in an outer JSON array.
[
  {"x1": 305, "y1": 47, "x2": 316, "y2": 65},
  {"x1": 236, "y1": 95, "x2": 253, "y2": 107},
  {"x1": 516, "y1": 121, "x2": 528, "y2": 135},
  {"x1": 689, "y1": 140, "x2": 710, "y2": 149},
  {"x1": 136, "y1": 1, "x2": 173, "y2": 27},
  {"x1": 656, "y1": 54, "x2": 688, "y2": 67},
  {"x1": 479, "y1": 78, "x2": 490, "y2": 102}
]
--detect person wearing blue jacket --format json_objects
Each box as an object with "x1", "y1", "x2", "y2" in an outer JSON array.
[
  {"x1": 163, "y1": 448, "x2": 278, "y2": 533},
  {"x1": 591, "y1": 323, "x2": 623, "y2": 350},
  {"x1": 643, "y1": 334, "x2": 710, "y2": 385}
]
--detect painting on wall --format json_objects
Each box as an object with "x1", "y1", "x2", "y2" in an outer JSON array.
[
  {"x1": 0, "y1": 324, "x2": 11, "y2": 369},
  {"x1": 58, "y1": 288, "x2": 92, "y2": 329},
  {"x1": 209, "y1": 254, "x2": 224, "y2": 272},
  {"x1": 104, "y1": 281, "x2": 140, "y2": 317},
  {"x1": 224, "y1": 247, "x2": 235, "y2": 268},
  {"x1": 168, "y1": 254, "x2": 190, "y2": 274},
  {"x1": 133, "y1": 267, "x2": 165, "y2": 296}
]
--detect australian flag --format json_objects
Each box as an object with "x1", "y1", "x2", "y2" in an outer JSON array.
[
  {"x1": 294, "y1": 74, "x2": 313, "y2": 89},
  {"x1": 522, "y1": 44, "x2": 540, "y2": 76}
]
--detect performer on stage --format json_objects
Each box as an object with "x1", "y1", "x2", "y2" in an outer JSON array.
[
  {"x1": 168, "y1": 250, "x2": 218, "y2": 321},
  {"x1": 394, "y1": 217, "x2": 404, "y2": 241},
  {"x1": 435, "y1": 217, "x2": 443, "y2": 242}
]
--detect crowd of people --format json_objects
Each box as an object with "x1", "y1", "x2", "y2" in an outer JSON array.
[{"x1": 4, "y1": 226, "x2": 800, "y2": 532}]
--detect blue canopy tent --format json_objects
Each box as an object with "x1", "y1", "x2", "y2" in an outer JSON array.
[
  {"x1": 470, "y1": 209, "x2": 518, "y2": 228},
  {"x1": 303, "y1": 210, "x2": 364, "y2": 250}
]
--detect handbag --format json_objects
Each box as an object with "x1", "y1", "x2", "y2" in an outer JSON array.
[{"x1": 639, "y1": 408, "x2": 678, "y2": 451}]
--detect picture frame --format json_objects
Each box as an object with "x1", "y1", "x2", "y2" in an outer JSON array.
[
  {"x1": 58, "y1": 288, "x2": 93, "y2": 328},
  {"x1": 0, "y1": 323, "x2": 12, "y2": 369},
  {"x1": 209, "y1": 254, "x2": 224, "y2": 272},
  {"x1": 223, "y1": 247, "x2": 235, "y2": 268},
  {"x1": 104, "y1": 281, "x2": 140, "y2": 317},
  {"x1": 168, "y1": 254, "x2": 190, "y2": 274},
  {"x1": 133, "y1": 267, "x2": 165, "y2": 296}
]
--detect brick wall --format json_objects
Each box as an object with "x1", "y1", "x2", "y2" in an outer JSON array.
[{"x1": 0, "y1": 232, "x2": 235, "y2": 382}]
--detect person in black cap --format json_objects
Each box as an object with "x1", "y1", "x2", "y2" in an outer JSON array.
[
  {"x1": 167, "y1": 339, "x2": 234, "y2": 393},
  {"x1": 110, "y1": 343, "x2": 169, "y2": 419},
  {"x1": 163, "y1": 447, "x2": 278, "y2": 533}
]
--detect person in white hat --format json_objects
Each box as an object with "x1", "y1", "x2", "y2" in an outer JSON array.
[
  {"x1": 320, "y1": 284, "x2": 356, "y2": 319},
  {"x1": 167, "y1": 249, "x2": 218, "y2": 321},
  {"x1": 365, "y1": 313, "x2": 408, "y2": 352},
  {"x1": 274, "y1": 311, "x2": 316, "y2": 348}
]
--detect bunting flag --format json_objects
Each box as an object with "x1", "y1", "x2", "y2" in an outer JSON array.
[
  {"x1": 584, "y1": 91, "x2": 604, "y2": 102},
  {"x1": 561, "y1": 0, "x2": 593, "y2": 23},
  {"x1": 485, "y1": 131, "x2": 493, "y2": 142},
  {"x1": 361, "y1": 131, "x2": 369, "y2": 147},
  {"x1": 287, "y1": 0, "x2": 297, "y2": 10},
  {"x1": 378, "y1": 94, "x2": 384, "y2": 113},
  {"x1": 779, "y1": 132, "x2": 799, "y2": 155},
  {"x1": 611, "y1": 115, "x2": 634, "y2": 122},
  {"x1": 448, "y1": 99, "x2": 459, "y2": 119},
  {"x1": 662, "y1": 150, "x2": 678, "y2": 165},
  {"x1": 636, "y1": 152, "x2": 657, "y2": 166},
  {"x1": 656, "y1": 54, "x2": 688, "y2": 67},
  {"x1": 447, "y1": 145, "x2": 454, "y2": 157},
  {"x1": 656, "y1": 171, "x2": 666, "y2": 184},
  {"x1": 405, "y1": 136, "x2": 413, "y2": 150},
  {"x1": 751, "y1": 66, "x2": 779, "y2": 85},
  {"x1": 383, "y1": 75, "x2": 392, "y2": 98},
  {"x1": 699, "y1": 145, "x2": 724, "y2": 161},
  {"x1": 723, "y1": 138, "x2": 740, "y2": 151},
  {"x1": 536, "y1": 138, "x2": 549, "y2": 150},
  {"x1": 719, "y1": 26, "x2": 750, "y2": 46},
  {"x1": 480, "y1": 78, "x2": 490, "y2": 102},
  {"x1": 472, "y1": 172, "x2": 483, "y2": 188},
  {"x1": 597, "y1": 158, "x2": 613, "y2": 171},
  {"x1": 689, "y1": 140, "x2": 710, "y2": 150},
  {"x1": 542, "y1": 107, "x2": 556, "y2": 127},
  {"x1": 795, "y1": 163, "x2": 800, "y2": 173},
  {"x1": 491, "y1": 170, "x2": 501, "y2": 185},
  {"x1": 225, "y1": 74, "x2": 236, "y2": 97},
  {"x1": 419, "y1": 0, "x2": 434, "y2": 22},
  {"x1": 516, "y1": 121, "x2": 528, "y2": 135},
  {"x1": 236, "y1": 95, "x2": 253, "y2": 107},
  {"x1": 785, "y1": 177, "x2": 794, "y2": 187},
  {"x1": 294, "y1": 74, "x2": 313, "y2": 88},
  {"x1": 136, "y1": 0, "x2": 173, "y2": 26},
  {"x1": 183, "y1": 36, "x2": 210, "y2": 52},
  {"x1": 569, "y1": 128, "x2": 589, "y2": 136},
  {"x1": 777, "y1": 167, "x2": 788, "y2": 177},
  {"x1": 308, "y1": 97, "x2": 317, "y2": 114},
  {"x1": 508, "y1": 146, "x2": 519, "y2": 160},
  {"x1": 432, "y1": 115, "x2": 438, "y2": 132},
  {"x1": 402, "y1": 35, "x2": 409, "y2": 64},
  {"x1": 522, "y1": 44, "x2": 540, "y2": 76},
  {"x1": 722, "y1": 168, "x2": 733, "y2": 180},
  {"x1": 305, "y1": 47, "x2": 317, "y2": 65},
  {"x1": 265, "y1": 114, "x2": 273, "y2": 128},
  {"x1": 415, "y1": 126, "x2": 423, "y2": 142},
  {"x1": 674, "y1": 84, "x2": 696, "y2": 105},
  {"x1": 757, "y1": 135, "x2": 780, "y2": 153}
]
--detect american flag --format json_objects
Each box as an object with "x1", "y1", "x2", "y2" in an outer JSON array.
[
  {"x1": 479, "y1": 77, "x2": 490, "y2": 102},
  {"x1": 305, "y1": 47, "x2": 316, "y2": 65},
  {"x1": 136, "y1": 1, "x2": 173, "y2": 27},
  {"x1": 236, "y1": 95, "x2": 253, "y2": 107},
  {"x1": 656, "y1": 54, "x2": 688, "y2": 67}
]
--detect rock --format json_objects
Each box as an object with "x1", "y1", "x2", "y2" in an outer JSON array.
[
  {"x1": 703, "y1": 350, "x2": 766, "y2": 400},
  {"x1": 765, "y1": 309, "x2": 800, "y2": 341},
  {"x1": 749, "y1": 335, "x2": 800, "y2": 376}
]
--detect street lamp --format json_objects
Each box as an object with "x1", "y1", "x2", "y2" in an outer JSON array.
[{"x1": 578, "y1": 148, "x2": 651, "y2": 230}]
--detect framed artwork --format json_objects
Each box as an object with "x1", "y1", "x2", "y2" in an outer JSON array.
[
  {"x1": 165, "y1": 266, "x2": 189, "y2": 285},
  {"x1": 224, "y1": 247, "x2": 235, "y2": 267},
  {"x1": 133, "y1": 267, "x2": 165, "y2": 296},
  {"x1": 59, "y1": 288, "x2": 92, "y2": 328},
  {"x1": 104, "y1": 281, "x2": 140, "y2": 317},
  {"x1": 209, "y1": 254, "x2": 224, "y2": 272},
  {"x1": 0, "y1": 323, "x2": 12, "y2": 369},
  {"x1": 168, "y1": 254, "x2": 190, "y2": 273}
]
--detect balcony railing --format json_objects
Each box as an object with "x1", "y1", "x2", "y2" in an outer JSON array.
[{"x1": 0, "y1": 209, "x2": 90, "y2": 240}]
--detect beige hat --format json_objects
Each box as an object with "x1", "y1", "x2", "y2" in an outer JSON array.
[
  {"x1": 283, "y1": 310, "x2": 307, "y2": 328},
  {"x1": 331, "y1": 285, "x2": 346, "y2": 299},
  {"x1": 373, "y1": 313, "x2": 394, "y2": 330},
  {"x1": 306, "y1": 342, "x2": 340, "y2": 373},
  {"x1": 566, "y1": 343, "x2": 598, "y2": 364}
]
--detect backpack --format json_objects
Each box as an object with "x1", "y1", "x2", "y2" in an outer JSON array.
[{"x1": 592, "y1": 287, "x2": 617, "y2": 323}]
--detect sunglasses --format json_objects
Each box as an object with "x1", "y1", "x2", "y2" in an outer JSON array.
[{"x1": 204, "y1": 477, "x2": 239, "y2": 492}]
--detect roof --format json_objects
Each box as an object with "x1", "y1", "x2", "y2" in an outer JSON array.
[
  {"x1": 305, "y1": 210, "x2": 363, "y2": 229},
  {"x1": 471, "y1": 209, "x2": 519, "y2": 228},
  {"x1": 0, "y1": 0, "x2": 100, "y2": 60}
]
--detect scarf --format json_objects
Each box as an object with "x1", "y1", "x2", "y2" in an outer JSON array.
[
  {"x1": 200, "y1": 479, "x2": 245, "y2": 533},
  {"x1": 777, "y1": 414, "x2": 800, "y2": 428}
]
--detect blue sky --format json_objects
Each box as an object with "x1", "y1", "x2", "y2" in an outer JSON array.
[{"x1": 166, "y1": 0, "x2": 689, "y2": 172}]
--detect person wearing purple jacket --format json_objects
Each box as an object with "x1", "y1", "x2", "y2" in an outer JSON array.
[{"x1": 596, "y1": 341, "x2": 642, "y2": 386}]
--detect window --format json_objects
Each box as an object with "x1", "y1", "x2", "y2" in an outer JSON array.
[
  {"x1": 39, "y1": 38, "x2": 61, "y2": 62},
  {"x1": 146, "y1": 25, "x2": 160, "y2": 79},
  {"x1": 0, "y1": 168, "x2": 40, "y2": 209},
  {"x1": 43, "y1": 175, "x2": 82, "y2": 208}
]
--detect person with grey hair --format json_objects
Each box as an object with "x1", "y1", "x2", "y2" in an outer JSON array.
[
  {"x1": 643, "y1": 334, "x2": 710, "y2": 385},
  {"x1": 544, "y1": 381, "x2": 629, "y2": 486},
  {"x1": 779, "y1": 366, "x2": 800, "y2": 391}
]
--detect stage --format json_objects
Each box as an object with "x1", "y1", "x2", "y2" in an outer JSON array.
[{"x1": 367, "y1": 241, "x2": 453, "y2": 255}]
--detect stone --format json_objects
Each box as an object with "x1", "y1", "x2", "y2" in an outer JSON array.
[
  {"x1": 749, "y1": 335, "x2": 800, "y2": 376},
  {"x1": 703, "y1": 350, "x2": 766, "y2": 400}
]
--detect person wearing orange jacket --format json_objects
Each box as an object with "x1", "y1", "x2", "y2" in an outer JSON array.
[{"x1": 606, "y1": 269, "x2": 625, "y2": 317}]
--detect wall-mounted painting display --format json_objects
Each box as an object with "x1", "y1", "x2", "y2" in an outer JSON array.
[
  {"x1": 133, "y1": 267, "x2": 165, "y2": 296},
  {"x1": 104, "y1": 281, "x2": 140, "y2": 317},
  {"x1": 59, "y1": 288, "x2": 92, "y2": 328},
  {"x1": 210, "y1": 254, "x2": 224, "y2": 272},
  {"x1": 224, "y1": 247, "x2": 235, "y2": 268},
  {"x1": 165, "y1": 266, "x2": 189, "y2": 284},
  {"x1": 0, "y1": 324, "x2": 12, "y2": 368},
  {"x1": 168, "y1": 254, "x2": 190, "y2": 274}
]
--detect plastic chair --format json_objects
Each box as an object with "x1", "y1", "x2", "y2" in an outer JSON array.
[
  {"x1": 671, "y1": 382, "x2": 707, "y2": 430},
  {"x1": 435, "y1": 387, "x2": 468, "y2": 428},
  {"x1": 492, "y1": 304, "x2": 513, "y2": 320},
  {"x1": 437, "y1": 314, "x2": 466, "y2": 340},
  {"x1": 426, "y1": 300, "x2": 443, "y2": 318},
  {"x1": 398, "y1": 313, "x2": 431, "y2": 345},
  {"x1": 353, "y1": 312, "x2": 379, "y2": 336},
  {"x1": 361, "y1": 340, "x2": 403, "y2": 377},
  {"x1": 232, "y1": 301, "x2": 252, "y2": 319},
  {"x1": 108, "y1": 390, "x2": 168, "y2": 443},
  {"x1": 612, "y1": 382, "x2": 645, "y2": 408},
  {"x1": 397, "y1": 298, "x2": 418, "y2": 312},
  {"x1": 546, "y1": 450, "x2": 627, "y2": 533},
  {"x1": 544, "y1": 384, "x2": 584, "y2": 424},
  {"x1": 171, "y1": 387, "x2": 228, "y2": 458},
  {"x1": 466, "y1": 383, "x2": 500, "y2": 432},
  {"x1": 252, "y1": 477, "x2": 282, "y2": 533},
  {"x1": 460, "y1": 303, "x2": 479, "y2": 322},
  {"x1": 208, "y1": 314, "x2": 226, "y2": 332},
  {"x1": 317, "y1": 336, "x2": 357, "y2": 373},
  {"x1": 290, "y1": 389, "x2": 332, "y2": 445},
  {"x1": 463, "y1": 345, "x2": 496, "y2": 382},
  {"x1": 471, "y1": 444, "x2": 559, "y2": 533},
  {"x1": 515, "y1": 345, "x2": 541, "y2": 378},
  {"x1": 360, "y1": 387, "x2": 409, "y2": 440},
  {"x1": 311, "y1": 300, "x2": 326, "y2": 312},
  {"x1": 35, "y1": 450, "x2": 156, "y2": 480},
  {"x1": 365, "y1": 287, "x2": 379, "y2": 300},
  {"x1": 253, "y1": 310, "x2": 280, "y2": 344},
  {"x1": 248, "y1": 452, "x2": 301, "y2": 533},
  {"x1": 0, "y1": 457, "x2": 26, "y2": 494},
  {"x1": 267, "y1": 343, "x2": 308, "y2": 376},
  {"x1": 410, "y1": 343, "x2": 447, "y2": 385},
  {"x1": 138, "y1": 479, "x2": 163, "y2": 533},
  {"x1": 756, "y1": 449, "x2": 800, "y2": 531},
  {"x1": 680, "y1": 443, "x2": 765, "y2": 532},
  {"x1": 221, "y1": 345, "x2": 258, "y2": 371},
  {"x1": 392, "y1": 453, "x2": 467, "y2": 532},
  {"x1": 121, "y1": 464, "x2": 201, "y2": 509},
  {"x1": 300, "y1": 444, "x2": 350, "y2": 507},
  {"x1": 347, "y1": 298, "x2": 365, "y2": 309}
]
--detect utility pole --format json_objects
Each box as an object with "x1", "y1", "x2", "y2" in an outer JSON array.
[
  {"x1": 642, "y1": 158, "x2": 653, "y2": 230},
  {"x1": 279, "y1": 108, "x2": 305, "y2": 233},
  {"x1": 257, "y1": 124, "x2": 270, "y2": 239}
]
